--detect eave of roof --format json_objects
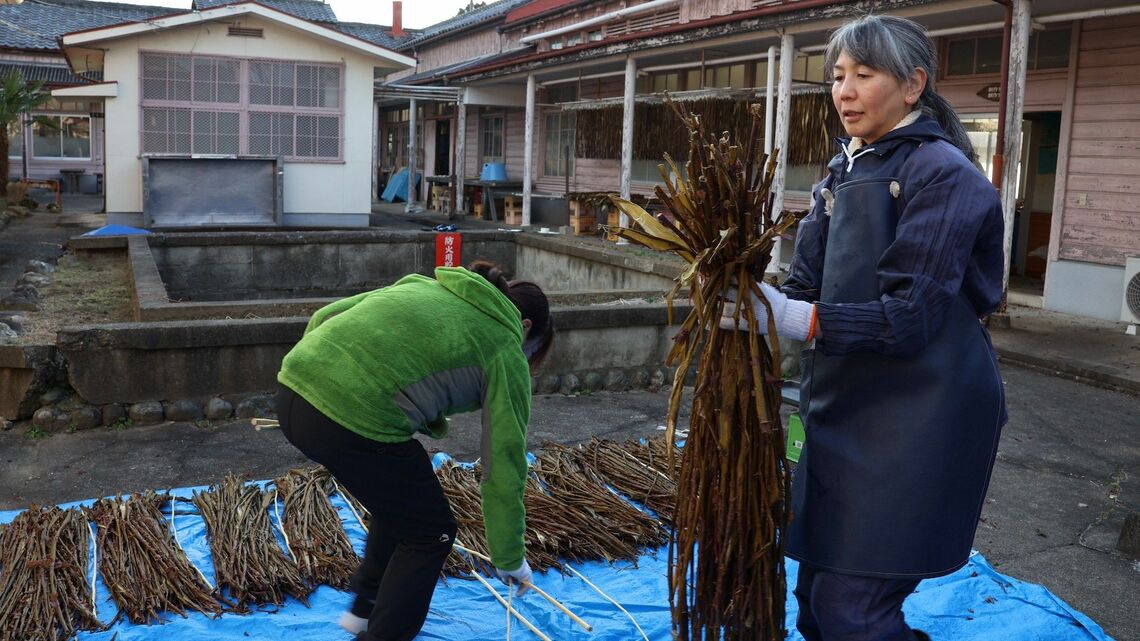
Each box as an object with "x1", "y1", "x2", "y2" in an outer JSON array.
[{"x1": 454, "y1": 0, "x2": 864, "y2": 81}]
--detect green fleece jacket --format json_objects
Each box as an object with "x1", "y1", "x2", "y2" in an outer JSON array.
[{"x1": 277, "y1": 267, "x2": 531, "y2": 571}]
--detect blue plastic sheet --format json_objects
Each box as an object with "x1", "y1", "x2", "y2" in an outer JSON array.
[
  {"x1": 381, "y1": 168, "x2": 420, "y2": 203},
  {"x1": 0, "y1": 482, "x2": 1115, "y2": 641}
]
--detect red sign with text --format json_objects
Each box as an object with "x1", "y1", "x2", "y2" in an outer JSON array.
[{"x1": 435, "y1": 232, "x2": 462, "y2": 267}]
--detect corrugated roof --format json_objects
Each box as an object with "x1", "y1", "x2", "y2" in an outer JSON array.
[
  {"x1": 0, "y1": 61, "x2": 96, "y2": 85},
  {"x1": 0, "y1": 0, "x2": 177, "y2": 51},
  {"x1": 333, "y1": 21, "x2": 413, "y2": 51},
  {"x1": 398, "y1": 0, "x2": 532, "y2": 50},
  {"x1": 192, "y1": 0, "x2": 338, "y2": 23}
]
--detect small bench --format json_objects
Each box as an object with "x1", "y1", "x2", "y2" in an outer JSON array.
[{"x1": 18, "y1": 178, "x2": 61, "y2": 208}]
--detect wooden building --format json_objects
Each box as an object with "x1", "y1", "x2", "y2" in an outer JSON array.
[{"x1": 380, "y1": 0, "x2": 1140, "y2": 322}]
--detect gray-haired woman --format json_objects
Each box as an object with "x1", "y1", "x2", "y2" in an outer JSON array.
[{"x1": 723, "y1": 13, "x2": 1006, "y2": 641}]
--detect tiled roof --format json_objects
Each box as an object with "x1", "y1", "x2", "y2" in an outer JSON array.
[
  {"x1": 504, "y1": 0, "x2": 581, "y2": 25},
  {"x1": 394, "y1": 47, "x2": 532, "y2": 85},
  {"x1": 0, "y1": 0, "x2": 177, "y2": 51},
  {"x1": 333, "y1": 21, "x2": 412, "y2": 51},
  {"x1": 399, "y1": 0, "x2": 532, "y2": 50},
  {"x1": 192, "y1": 0, "x2": 338, "y2": 24},
  {"x1": 0, "y1": 61, "x2": 96, "y2": 85}
]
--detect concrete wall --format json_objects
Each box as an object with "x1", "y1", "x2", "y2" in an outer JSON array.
[
  {"x1": 1043, "y1": 258, "x2": 1124, "y2": 321},
  {"x1": 54, "y1": 303, "x2": 690, "y2": 407},
  {"x1": 514, "y1": 234, "x2": 683, "y2": 292},
  {"x1": 101, "y1": 15, "x2": 382, "y2": 225}
]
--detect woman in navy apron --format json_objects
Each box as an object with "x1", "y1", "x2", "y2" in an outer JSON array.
[{"x1": 721, "y1": 14, "x2": 1007, "y2": 641}]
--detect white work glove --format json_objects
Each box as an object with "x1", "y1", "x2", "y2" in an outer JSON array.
[
  {"x1": 718, "y1": 281, "x2": 816, "y2": 342},
  {"x1": 495, "y1": 558, "x2": 532, "y2": 596}
]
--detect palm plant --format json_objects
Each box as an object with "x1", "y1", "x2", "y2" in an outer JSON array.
[{"x1": 0, "y1": 70, "x2": 53, "y2": 199}]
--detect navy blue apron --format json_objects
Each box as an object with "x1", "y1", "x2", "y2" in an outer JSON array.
[{"x1": 785, "y1": 159, "x2": 1005, "y2": 579}]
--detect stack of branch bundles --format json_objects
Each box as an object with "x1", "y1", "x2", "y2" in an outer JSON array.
[
  {"x1": 435, "y1": 436, "x2": 678, "y2": 578},
  {"x1": 0, "y1": 437, "x2": 681, "y2": 640},
  {"x1": 610, "y1": 99, "x2": 802, "y2": 640},
  {"x1": 0, "y1": 506, "x2": 102, "y2": 640}
]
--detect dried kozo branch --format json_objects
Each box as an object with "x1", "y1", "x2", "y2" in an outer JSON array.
[{"x1": 273, "y1": 466, "x2": 360, "y2": 590}]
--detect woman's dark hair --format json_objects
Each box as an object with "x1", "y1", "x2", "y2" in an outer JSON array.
[
  {"x1": 825, "y1": 14, "x2": 977, "y2": 162},
  {"x1": 467, "y1": 259, "x2": 555, "y2": 366}
]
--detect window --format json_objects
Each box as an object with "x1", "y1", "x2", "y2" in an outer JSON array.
[
  {"x1": 543, "y1": 112, "x2": 575, "y2": 176},
  {"x1": 381, "y1": 106, "x2": 423, "y2": 171},
  {"x1": 7, "y1": 121, "x2": 22, "y2": 158},
  {"x1": 139, "y1": 52, "x2": 343, "y2": 161},
  {"x1": 32, "y1": 115, "x2": 90, "y2": 159},
  {"x1": 546, "y1": 84, "x2": 578, "y2": 104},
  {"x1": 961, "y1": 116, "x2": 1000, "y2": 180},
  {"x1": 945, "y1": 30, "x2": 1070, "y2": 77},
  {"x1": 481, "y1": 114, "x2": 503, "y2": 165},
  {"x1": 703, "y1": 63, "x2": 746, "y2": 89}
]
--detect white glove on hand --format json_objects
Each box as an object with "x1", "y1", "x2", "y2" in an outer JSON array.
[
  {"x1": 718, "y1": 281, "x2": 816, "y2": 342},
  {"x1": 495, "y1": 558, "x2": 533, "y2": 596}
]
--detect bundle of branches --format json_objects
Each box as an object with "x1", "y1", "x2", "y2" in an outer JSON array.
[
  {"x1": 192, "y1": 476, "x2": 311, "y2": 612},
  {"x1": 582, "y1": 437, "x2": 677, "y2": 524},
  {"x1": 610, "y1": 99, "x2": 799, "y2": 641},
  {"x1": 624, "y1": 435, "x2": 684, "y2": 483},
  {"x1": 0, "y1": 506, "x2": 103, "y2": 640},
  {"x1": 85, "y1": 493, "x2": 223, "y2": 624},
  {"x1": 273, "y1": 466, "x2": 360, "y2": 590},
  {"x1": 436, "y1": 461, "x2": 496, "y2": 577},
  {"x1": 533, "y1": 443, "x2": 669, "y2": 556}
]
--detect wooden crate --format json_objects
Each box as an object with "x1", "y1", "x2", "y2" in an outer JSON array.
[
  {"x1": 606, "y1": 210, "x2": 621, "y2": 241},
  {"x1": 570, "y1": 215, "x2": 597, "y2": 236},
  {"x1": 504, "y1": 208, "x2": 523, "y2": 225}
]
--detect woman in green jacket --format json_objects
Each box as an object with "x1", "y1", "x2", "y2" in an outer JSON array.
[{"x1": 276, "y1": 259, "x2": 553, "y2": 641}]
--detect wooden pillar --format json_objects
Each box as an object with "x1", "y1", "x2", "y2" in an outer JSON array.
[
  {"x1": 523, "y1": 73, "x2": 536, "y2": 226},
  {"x1": 406, "y1": 97, "x2": 417, "y2": 213},
  {"x1": 770, "y1": 33, "x2": 794, "y2": 272},
  {"x1": 764, "y1": 44, "x2": 777, "y2": 156},
  {"x1": 619, "y1": 55, "x2": 636, "y2": 238},
  {"x1": 371, "y1": 101, "x2": 380, "y2": 204},
  {"x1": 456, "y1": 89, "x2": 466, "y2": 215},
  {"x1": 1001, "y1": 0, "x2": 1031, "y2": 297}
]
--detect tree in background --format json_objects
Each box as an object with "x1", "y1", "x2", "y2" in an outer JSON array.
[
  {"x1": 0, "y1": 70, "x2": 53, "y2": 190},
  {"x1": 456, "y1": 2, "x2": 488, "y2": 16}
]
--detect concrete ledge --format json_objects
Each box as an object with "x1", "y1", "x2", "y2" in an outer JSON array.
[{"x1": 0, "y1": 344, "x2": 65, "y2": 419}]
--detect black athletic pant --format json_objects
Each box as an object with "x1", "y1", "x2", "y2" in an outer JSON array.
[{"x1": 276, "y1": 384, "x2": 458, "y2": 641}]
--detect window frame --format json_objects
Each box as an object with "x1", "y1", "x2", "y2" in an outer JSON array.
[
  {"x1": 542, "y1": 110, "x2": 575, "y2": 178},
  {"x1": 138, "y1": 50, "x2": 345, "y2": 162},
  {"x1": 30, "y1": 113, "x2": 92, "y2": 160},
  {"x1": 480, "y1": 113, "x2": 504, "y2": 166}
]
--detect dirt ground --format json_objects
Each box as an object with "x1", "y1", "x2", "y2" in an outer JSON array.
[{"x1": 18, "y1": 249, "x2": 133, "y2": 344}]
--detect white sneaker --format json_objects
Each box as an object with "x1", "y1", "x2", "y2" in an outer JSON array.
[{"x1": 338, "y1": 611, "x2": 368, "y2": 635}]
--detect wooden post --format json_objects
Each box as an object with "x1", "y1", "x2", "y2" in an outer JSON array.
[
  {"x1": 1000, "y1": 0, "x2": 1031, "y2": 300},
  {"x1": 406, "y1": 97, "x2": 417, "y2": 213},
  {"x1": 523, "y1": 73, "x2": 535, "y2": 226},
  {"x1": 619, "y1": 55, "x2": 636, "y2": 240},
  {"x1": 456, "y1": 89, "x2": 466, "y2": 215},
  {"x1": 372, "y1": 101, "x2": 380, "y2": 204},
  {"x1": 770, "y1": 33, "x2": 794, "y2": 271}
]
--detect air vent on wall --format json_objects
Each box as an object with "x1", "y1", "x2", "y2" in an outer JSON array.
[{"x1": 228, "y1": 25, "x2": 264, "y2": 38}]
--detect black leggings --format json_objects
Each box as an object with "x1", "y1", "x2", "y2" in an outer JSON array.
[{"x1": 276, "y1": 384, "x2": 458, "y2": 641}]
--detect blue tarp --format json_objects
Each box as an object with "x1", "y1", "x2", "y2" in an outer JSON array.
[
  {"x1": 381, "y1": 168, "x2": 420, "y2": 203},
  {"x1": 0, "y1": 480, "x2": 1115, "y2": 641},
  {"x1": 80, "y1": 224, "x2": 151, "y2": 236}
]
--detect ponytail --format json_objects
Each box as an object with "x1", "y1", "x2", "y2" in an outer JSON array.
[{"x1": 466, "y1": 259, "x2": 556, "y2": 366}]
